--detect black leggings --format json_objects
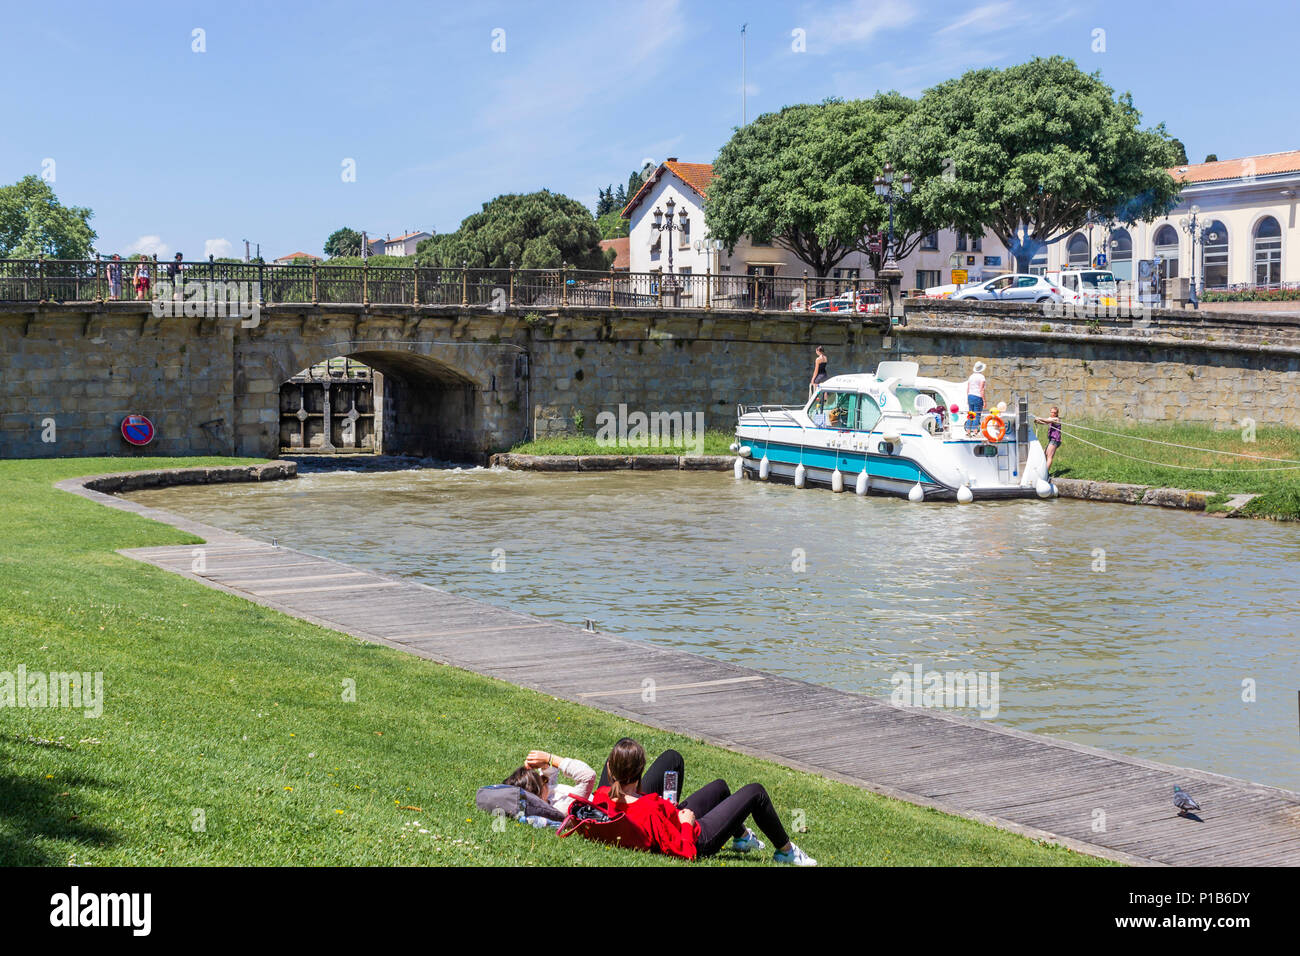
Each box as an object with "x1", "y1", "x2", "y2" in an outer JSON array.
[
  {"x1": 680, "y1": 779, "x2": 790, "y2": 857},
  {"x1": 598, "y1": 748, "x2": 684, "y2": 797}
]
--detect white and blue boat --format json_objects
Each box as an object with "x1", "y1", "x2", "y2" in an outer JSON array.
[{"x1": 733, "y1": 361, "x2": 1054, "y2": 502}]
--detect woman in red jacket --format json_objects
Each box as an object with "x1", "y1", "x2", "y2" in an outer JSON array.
[{"x1": 589, "y1": 738, "x2": 816, "y2": 865}]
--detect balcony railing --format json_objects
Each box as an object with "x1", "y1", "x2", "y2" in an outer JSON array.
[{"x1": 0, "y1": 257, "x2": 890, "y2": 316}]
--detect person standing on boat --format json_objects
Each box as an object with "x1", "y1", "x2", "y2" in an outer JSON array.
[
  {"x1": 810, "y1": 346, "x2": 829, "y2": 393},
  {"x1": 965, "y1": 362, "x2": 987, "y2": 437}
]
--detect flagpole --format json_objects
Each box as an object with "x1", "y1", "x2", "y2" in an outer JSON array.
[{"x1": 741, "y1": 23, "x2": 747, "y2": 126}]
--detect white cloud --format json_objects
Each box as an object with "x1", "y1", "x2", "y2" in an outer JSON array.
[
  {"x1": 204, "y1": 238, "x2": 234, "y2": 259},
  {"x1": 936, "y1": 2, "x2": 1022, "y2": 35},
  {"x1": 126, "y1": 235, "x2": 168, "y2": 257},
  {"x1": 804, "y1": 0, "x2": 919, "y2": 53}
]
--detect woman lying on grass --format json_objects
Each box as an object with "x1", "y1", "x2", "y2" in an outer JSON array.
[
  {"x1": 589, "y1": 737, "x2": 817, "y2": 866},
  {"x1": 503, "y1": 749, "x2": 597, "y2": 815}
]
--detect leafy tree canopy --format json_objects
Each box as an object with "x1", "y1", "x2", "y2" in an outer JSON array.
[
  {"x1": 596, "y1": 210, "x2": 629, "y2": 239},
  {"x1": 324, "y1": 227, "x2": 363, "y2": 258},
  {"x1": 706, "y1": 94, "x2": 928, "y2": 277},
  {"x1": 416, "y1": 190, "x2": 610, "y2": 270},
  {"x1": 0, "y1": 175, "x2": 96, "y2": 259},
  {"x1": 891, "y1": 56, "x2": 1183, "y2": 271}
]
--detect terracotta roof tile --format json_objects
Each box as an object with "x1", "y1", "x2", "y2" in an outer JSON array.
[
  {"x1": 275, "y1": 251, "x2": 320, "y2": 261},
  {"x1": 621, "y1": 160, "x2": 715, "y2": 217},
  {"x1": 1171, "y1": 150, "x2": 1300, "y2": 183},
  {"x1": 599, "y1": 236, "x2": 630, "y2": 269}
]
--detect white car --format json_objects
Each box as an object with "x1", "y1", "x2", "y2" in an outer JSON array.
[{"x1": 951, "y1": 273, "x2": 1078, "y2": 304}]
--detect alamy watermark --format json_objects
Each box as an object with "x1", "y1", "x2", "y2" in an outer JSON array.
[
  {"x1": 1, "y1": 666, "x2": 103, "y2": 718},
  {"x1": 152, "y1": 279, "x2": 261, "y2": 327},
  {"x1": 890, "y1": 664, "x2": 1000, "y2": 719},
  {"x1": 593, "y1": 404, "x2": 706, "y2": 455}
]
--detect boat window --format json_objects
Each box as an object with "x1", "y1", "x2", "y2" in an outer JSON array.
[{"x1": 809, "y1": 390, "x2": 879, "y2": 430}]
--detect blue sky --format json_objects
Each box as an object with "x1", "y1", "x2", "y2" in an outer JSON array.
[{"x1": 2, "y1": 0, "x2": 1295, "y2": 260}]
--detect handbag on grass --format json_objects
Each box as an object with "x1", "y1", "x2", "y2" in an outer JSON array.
[{"x1": 556, "y1": 796, "x2": 643, "y2": 848}]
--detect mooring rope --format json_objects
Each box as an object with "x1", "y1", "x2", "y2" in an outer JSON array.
[
  {"x1": 1048, "y1": 421, "x2": 1300, "y2": 473},
  {"x1": 1056, "y1": 420, "x2": 1300, "y2": 464}
]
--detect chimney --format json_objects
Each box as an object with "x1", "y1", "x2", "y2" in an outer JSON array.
[{"x1": 665, "y1": 157, "x2": 678, "y2": 163}]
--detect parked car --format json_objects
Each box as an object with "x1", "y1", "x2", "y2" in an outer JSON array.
[
  {"x1": 951, "y1": 273, "x2": 1078, "y2": 304},
  {"x1": 796, "y1": 290, "x2": 886, "y2": 313},
  {"x1": 1044, "y1": 269, "x2": 1119, "y2": 305}
]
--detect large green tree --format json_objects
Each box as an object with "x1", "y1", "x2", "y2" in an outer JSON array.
[
  {"x1": 324, "y1": 226, "x2": 363, "y2": 258},
  {"x1": 0, "y1": 175, "x2": 95, "y2": 258},
  {"x1": 892, "y1": 56, "x2": 1183, "y2": 272},
  {"x1": 706, "y1": 95, "x2": 927, "y2": 277},
  {"x1": 416, "y1": 190, "x2": 610, "y2": 270}
]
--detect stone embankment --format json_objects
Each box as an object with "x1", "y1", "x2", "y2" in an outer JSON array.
[
  {"x1": 1053, "y1": 477, "x2": 1257, "y2": 516},
  {"x1": 76, "y1": 461, "x2": 296, "y2": 494}
]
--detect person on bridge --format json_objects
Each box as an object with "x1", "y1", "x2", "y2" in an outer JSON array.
[
  {"x1": 133, "y1": 258, "x2": 150, "y2": 300},
  {"x1": 106, "y1": 255, "x2": 123, "y2": 300}
]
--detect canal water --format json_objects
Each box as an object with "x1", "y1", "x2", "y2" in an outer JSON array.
[{"x1": 128, "y1": 468, "x2": 1300, "y2": 791}]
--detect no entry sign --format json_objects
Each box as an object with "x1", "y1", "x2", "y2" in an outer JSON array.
[{"x1": 121, "y1": 414, "x2": 156, "y2": 446}]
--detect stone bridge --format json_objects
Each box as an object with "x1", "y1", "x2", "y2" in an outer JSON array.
[{"x1": 3, "y1": 299, "x2": 1299, "y2": 461}]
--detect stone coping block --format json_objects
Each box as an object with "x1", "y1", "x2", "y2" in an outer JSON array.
[
  {"x1": 1053, "y1": 477, "x2": 1208, "y2": 510},
  {"x1": 77, "y1": 461, "x2": 296, "y2": 494}
]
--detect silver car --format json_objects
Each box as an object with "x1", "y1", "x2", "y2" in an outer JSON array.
[{"x1": 951, "y1": 273, "x2": 1075, "y2": 304}]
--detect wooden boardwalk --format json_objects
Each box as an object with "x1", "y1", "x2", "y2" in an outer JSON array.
[{"x1": 63, "y1": 478, "x2": 1300, "y2": 866}]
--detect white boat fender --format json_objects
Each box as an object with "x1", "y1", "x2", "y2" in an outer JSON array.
[
  {"x1": 738, "y1": 445, "x2": 753, "y2": 458},
  {"x1": 1051, "y1": 481, "x2": 1059, "y2": 498},
  {"x1": 957, "y1": 485, "x2": 973, "y2": 504},
  {"x1": 831, "y1": 467, "x2": 844, "y2": 493},
  {"x1": 759, "y1": 455, "x2": 771, "y2": 480},
  {"x1": 733, "y1": 457, "x2": 744, "y2": 479},
  {"x1": 855, "y1": 471, "x2": 869, "y2": 496},
  {"x1": 794, "y1": 463, "x2": 806, "y2": 488},
  {"x1": 908, "y1": 483, "x2": 925, "y2": 503},
  {"x1": 1035, "y1": 478, "x2": 1053, "y2": 498},
  {"x1": 729, "y1": 442, "x2": 740, "y2": 454}
]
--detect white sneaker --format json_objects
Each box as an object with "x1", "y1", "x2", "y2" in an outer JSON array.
[
  {"x1": 730, "y1": 827, "x2": 765, "y2": 853},
  {"x1": 773, "y1": 843, "x2": 817, "y2": 866}
]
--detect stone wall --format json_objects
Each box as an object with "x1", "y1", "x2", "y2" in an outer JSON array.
[{"x1": 4, "y1": 299, "x2": 1300, "y2": 462}]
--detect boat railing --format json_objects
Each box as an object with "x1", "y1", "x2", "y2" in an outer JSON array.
[{"x1": 737, "y1": 403, "x2": 802, "y2": 417}]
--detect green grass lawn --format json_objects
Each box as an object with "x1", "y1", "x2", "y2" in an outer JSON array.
[
  {"x1": 510, "y1": 429, "x2": 735, "y2": 457},
  {"x1": 1044, "y1": 421, "x2": 1300, "y2": 520},
  {"x1": 0, "y1": 457, "x2": 1109, "y2": 866}
]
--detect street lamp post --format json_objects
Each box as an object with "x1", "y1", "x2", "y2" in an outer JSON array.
[
  {"x1": 873, "y1": 162, "x2": 912, "y2": 316},
  {"x1": 1178, "y1": 204, "x2": 1212, "y2": 309},
  {"x1": 651, "y1": 197, "x2": 690, "y2": 283}
]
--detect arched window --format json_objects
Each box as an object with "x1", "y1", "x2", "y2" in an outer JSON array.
[
  {"x1": 1202, "y1": 221, "x2": 1229, "y2": 290},
  {"x1": 1108, "y1": 228, "x2": 1133, "y2": 281},
  {"x1": 1254, "y1": 216, "x2": 1282, "y2": 287},
  {"x1": 1066, "y1": 233, "x2": 1090, "y2": 267},
  {"x1": 1153, "y1": 224, "x2": 1179, "y2": 279}
]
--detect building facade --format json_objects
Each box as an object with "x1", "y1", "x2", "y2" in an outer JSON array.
[{"x1": 1038, "y1": 150, "x2": 1298, "y2": 291}]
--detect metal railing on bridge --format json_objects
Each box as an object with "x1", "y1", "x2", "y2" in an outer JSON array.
[{"x1": 0, "y1": 256, "x2": 890, "y2": 316}]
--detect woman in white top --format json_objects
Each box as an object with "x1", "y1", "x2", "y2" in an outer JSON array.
[{"x1": 503, "y1": 750, "x2": 596, "y2": 815}]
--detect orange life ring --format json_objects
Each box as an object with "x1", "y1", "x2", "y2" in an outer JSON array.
[{"x1": 981, "y1": 414, "x2": 1006, "y2": 443}]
